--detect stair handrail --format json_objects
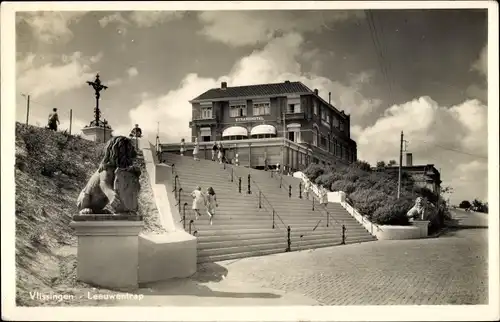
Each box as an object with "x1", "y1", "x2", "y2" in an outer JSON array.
[
  {"x1": 170, "y1": 162, "x2": 200, "y2": 236},
  {"x1": 225, "y1": 164, "x2": 287, "y2": 230}
]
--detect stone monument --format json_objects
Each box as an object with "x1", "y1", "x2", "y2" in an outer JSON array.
[
  {"x1": 71, "y1": 135, "x2": 144, "y2": 290},
  {"x1": 81, "y1": 74, "x2": 114, "y2": 143},
  {"x1": 407, "y1": 197, "x2": 430, "y2": 237}
]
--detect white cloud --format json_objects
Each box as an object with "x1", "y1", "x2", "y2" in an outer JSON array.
[
  {"x1": 197, "y1": 11, "x2": 364, "y2": 47},
  {"x1": 128, "y1": 11, "x2": 185, "y2": 28},
  {"x1": 16, "y1": 11, "x2": 87, "y2": 44},
  {"x1": 128, "y1": 32, "x2": 378, "y2": 143},
  {"x1": 127, "y1": 67, "x2": 139, "y2": 78},
  {"x1": 16, "y1": 52, "x2": 102, "y2": 98},
  {"x1": 98, "y1": 12, "x2": 129, "y2": 28}
]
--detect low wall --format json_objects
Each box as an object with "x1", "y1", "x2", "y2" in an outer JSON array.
[
  {"x1": 138, "y1": 232, "x2": 197, "y2": 284},
  {"x1": 293, "y1": 171, "x2": 428, "y2": 240},
  {"x1": 137, "y1": 139, "x2": 197, "y2": 281},
  {"x1": 374, "y1": 225, "x2": 422, "y2": 240}
]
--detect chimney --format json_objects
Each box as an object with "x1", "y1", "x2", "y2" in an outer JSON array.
[
  {"x1": 221, "y1": 82, "x2": 227, "y2": 89},
  {"x1": 406, "y1": 153, "x2": 413, "y2": 166},
  {"x1": 328, "y1": 92, "x2": 331, "y2": 104},
  {"x1": 314, "y1": 88, "x2": 319, "y2": 95}
]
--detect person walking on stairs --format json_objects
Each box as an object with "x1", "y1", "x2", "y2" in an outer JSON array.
[
  {"x1": 304, "y1": 179, "x2": 311, "y2": 200},
  {"x1": 319, "y1": 185, "x2": 329, "y2": 210},
  {"x1": 191, "y1": 186, "x2": 205, "y2": 220},
  {"x1": 211, "y1": 142, "x2": 218, "y2": 161},
  {"x1": 217, "y1": 142, "x2": 224, "y2": 164},
  {"x1": 206, "y1": 186, "x2": 218, "y2": 225},
  {"x1": 193, "y1": 137, "x2": 200, "y2": 161}
]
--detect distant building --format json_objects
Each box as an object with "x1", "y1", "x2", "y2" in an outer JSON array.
[
  {"x1": 374, "y1": 153, "x2": 442, "y2": 195},
  {"x1": 160, "y1": 81, "x2": 357, "y2": 171}
]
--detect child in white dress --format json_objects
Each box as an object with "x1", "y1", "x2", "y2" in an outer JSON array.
[
  {"x1": 191, "y1": 186, "x2": 205, "y2": 220},
  {"x1": 206, "y1": 187, "x2": 218, "y2": 225},
  {"x1": 193, "y1": 138, "x2": 200, "y2": 161}
]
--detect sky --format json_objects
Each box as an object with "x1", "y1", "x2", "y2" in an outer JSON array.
[{"x1": 14, "y1": 6, "x2": 490, "y2": 204}]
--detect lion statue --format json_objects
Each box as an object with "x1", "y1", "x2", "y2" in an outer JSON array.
[
  {"x1": 406, "y1": 196, "x2": 431, "y2": 221},
  {"x1": 76, "y1": 136, "x2": 141, "y2": 215}
]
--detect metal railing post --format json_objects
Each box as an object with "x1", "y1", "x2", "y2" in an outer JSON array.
[
  {"x1": 327, "y1": 212, "x2": 329, "y2": 228},
  {"x1": 183, "y1": 202, "x2": 188, "y2": 230},
  {"x1": 288, "y1": 185, "x2": 292, "y2": 198},
  {"x1": 272, "y1": 210, "x2": 275, "y2": 229},
  {"x1": 238, "y1": 177, "x2": 242, "y2": 193},
  {"x1": 178, "y1": 188, "x2": 183, "y2": 213},
  {"x1": 259, "y1": 191, "x2": 262, "y2": 209},
  {"x1": 171, "y1": 164, "x2": 175, "y2": 174},
  {"x1": 280, "y1": 175, "x2": 282, "y2": 188},
  {"x1": 341, "y1": 224, "x2": 346, "y2": 245},
  {"x1": 172, "y1": 175, "x2": 178, "y2": 193},
  {"x1": 299, "y1": 182, "x2": 302, "y2": 199},
  {"x1": 312, "y1": 197, "x2": 315, "y2": 211},
  {"x1": 231, "y1": 168, "x2": 234, "y2": 182},
  {"x1": 247, "y1": 174, "x2": 251, "y2": 194},
  {"x1": 287, "y1": 227, "x2": 292, "y2": 252},
  {"x1": 189, "y1": 219, "x2": 193, "y2": 234}
]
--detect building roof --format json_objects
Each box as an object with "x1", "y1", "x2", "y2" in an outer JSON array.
[{"x1": 191, "y1": 81, "x2": 313, "y2": 102}]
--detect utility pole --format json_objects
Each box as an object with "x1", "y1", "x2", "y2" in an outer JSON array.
[
  {"x1": 397, "y1": 131, "x2": 403, "y2": 199},
  {"x1": 69, "y1": 109, "x2": 73, "y2": 135},
  {"x1": 22, "y1": 94, "x2": 30, "y2": 125}
]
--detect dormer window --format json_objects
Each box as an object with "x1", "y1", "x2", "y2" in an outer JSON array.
[
  {"x1": 200, "y1": 102, "x2": 213, "y2": 119},
  {"x1": 229, "y1": 101, "x2": 247, "y2": 118},
  {"x1": 287, "y1": 96, "x2": 301, "y2": 114}
]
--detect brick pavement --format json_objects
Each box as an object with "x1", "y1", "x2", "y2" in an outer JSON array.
[{"x1": 214, "y1": 228, "x2": 488, "y2": 305}]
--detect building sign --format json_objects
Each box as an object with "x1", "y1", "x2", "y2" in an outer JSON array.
[{"x1": 235, "y1": 116, "x2": 264, "y2": 122}]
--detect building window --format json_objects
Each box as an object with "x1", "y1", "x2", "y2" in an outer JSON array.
[
  {"x1": 321, "y1": 108, "x2": 331, "y2": 128},
  {"x1": 313, "y1": 100, "x2": 318, "y2": 115},
  {"x1": 253, "y1": 102, "x2": 271, "y2": 116},
  {"x1": 287, "y1": 97, "x2": 301, "y2": 113},
  {"x1": 340, "y1": 120, "x2": 345, "y2": 132},
  {"x1": 230, "y1": 104, "x2": 247, "y2": 117},
  {"x1": 287, "y1": 123, "x2": 301, "y2": 143},
  {"x1": 320, "y1": 135, "x2": 327, "y2": 149},
  {"x1": 332, "y1": 115, "x2": 339, "y2": 128},
  {"x1": 312, "y1": 126, "x2": 318, "y2": 146},
  {"x1": 201, "y1": 107, "x2": 212, "y2": 119},
  {"x1": 224, "y1": 135, "x2": 247, "y2": 141},
  {"x1": 200, "y1": 127, "x2": 211, "y2": 142}
]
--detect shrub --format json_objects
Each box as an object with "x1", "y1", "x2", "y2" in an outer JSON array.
[
  {"x1": 352, "y1": 160, "x2": 372, "y2": 172},
  {"x1": 303, "y1": 164, "x2": 325, "y2": 182},
  {"x1": 315, "y1": 172, "x2": 343, "y2": 188},
  {"x1": 459, "y1": 200, "x2": 472, "y2": 209},
  {"x1": 330, "y1": 179, "x2": 356, "y2": 194},
  {"x1": 349, "y1": 188, "x2": 388, "y2": 219},
  {"x1": 371, "y1": 197, "x2": 411, "y2": 226}
]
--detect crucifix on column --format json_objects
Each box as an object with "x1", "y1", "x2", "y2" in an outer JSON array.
[{"x1": 86, "y1": 73, "x2": 108, "y2": 126}]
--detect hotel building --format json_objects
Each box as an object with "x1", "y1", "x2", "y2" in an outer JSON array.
[{"x1": 160, "y1": 81, "x2": 358, "y2": 171}]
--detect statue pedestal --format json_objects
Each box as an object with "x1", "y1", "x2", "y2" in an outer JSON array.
[
  {"x1": 70, "y1": 215, "x2": 143, "y2": 290},
  {"x1": 411, "y1": 220, "x2": 430, "y2": 238},
  {"x1": 81, "y1": 126, "x2": 113, "y2": 143}
]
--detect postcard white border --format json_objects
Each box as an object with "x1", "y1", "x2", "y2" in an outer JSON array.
[{"x1": 2, "y1": 1, "x2": 499, "y2": 321}]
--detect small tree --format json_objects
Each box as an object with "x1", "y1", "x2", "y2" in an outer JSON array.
[
  {"x1": 388, "y1": 160, "x2": 397, "y2": 166},
  {"x1": 353, "y1": 160, "x2": 372, "y2": 172},
  {"x1": 472, "y1": 199, "x2": 488, "y2": 213},
  {"x1": 376, "y1": 161, "x2": 386, "y2": 169},
  {"x1": 459, "y1": 200, "x2": 472, "y2": 209}
]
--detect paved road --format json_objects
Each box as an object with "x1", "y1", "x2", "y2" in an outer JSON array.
[{"x1": 213, "y1": 228, "x2": 488, "y2": 305}]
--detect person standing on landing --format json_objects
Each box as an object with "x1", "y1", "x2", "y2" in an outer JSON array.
[
  {"x1": 193, "y1": 137, "x2": 200, "y2": 161},
  {"x1": 206, "y1": 186, "x2": 218, "y2": 225},
  {"x1": 304, "y1": 179, "x2": 311, "y2": 200},
  {"x1": 180, "y1": 138, "x2": 185, "y2": 156},
  {"x1": 191, "y1": 186, "x2": 205, "y2": 220}
]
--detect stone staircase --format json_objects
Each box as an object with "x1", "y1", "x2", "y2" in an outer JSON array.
[{"x1": 163, "y1": 153, "x2": 376, "y2": 263}]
